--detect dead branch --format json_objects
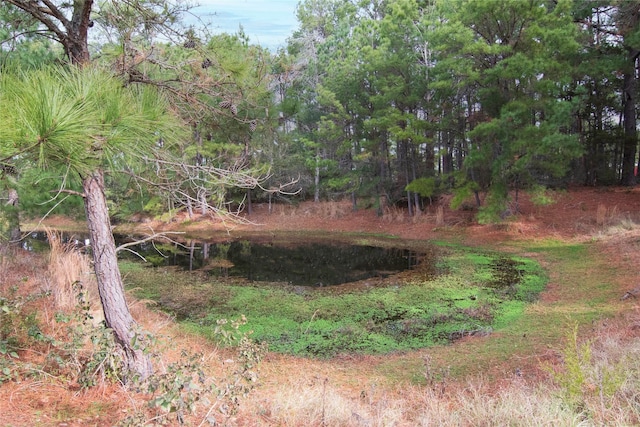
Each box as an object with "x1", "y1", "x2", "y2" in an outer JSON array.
[
  {"x1": 258, "y1": 177, "x2": 301, "y2": 196},
  {"x1": 123, "y1": 152, "x2": 291, "y2": 219},
  {"x1": 115, "y1": 230, "x2": 186, "y2": 254}
]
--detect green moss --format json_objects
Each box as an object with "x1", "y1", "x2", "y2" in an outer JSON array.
[{"x1": 123, "y1": 241, "x2": 549, "y2": 358}]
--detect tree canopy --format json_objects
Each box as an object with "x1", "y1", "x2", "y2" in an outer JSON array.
[
  {"x1": 0, "y1": 0, "x2": 639, "y2": 221},
  {"x1": 272, "y1": 0, "x2": 639, "y2": 220},
  {"x1": 4, "y1": 0, "x2": 640, "y2": 225}
]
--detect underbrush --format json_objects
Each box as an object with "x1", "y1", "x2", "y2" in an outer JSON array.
[
  {"x1": 124, "y1": 247, "x2": 546, "y2": 358},
  {"x1": 0, "y1": 239, "x2": 265, "y2": 426}
]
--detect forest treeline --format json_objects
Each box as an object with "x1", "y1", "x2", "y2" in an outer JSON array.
[
  {"x1": 274, "y1": 0, "x2": 639, "y2": 222},
  {"x1": 1, "y1": 0, "x2": 639, "y2": 226}
]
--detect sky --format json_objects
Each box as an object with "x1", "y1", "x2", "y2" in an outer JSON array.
[{"x1": 191, "y1": 0, "x2": 300, "y2": 51}]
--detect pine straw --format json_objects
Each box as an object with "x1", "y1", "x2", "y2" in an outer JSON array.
[{"x1": 0, "y1": 379, "x2": 124, "y2": 427}]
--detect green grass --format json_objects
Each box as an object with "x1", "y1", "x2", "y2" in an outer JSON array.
[
  {"x1": 390, "y1": 238, "x2": 623, "y2": 383},
  {"x1": 124, "y1": 241, "x2": 548, "y2": 358}
]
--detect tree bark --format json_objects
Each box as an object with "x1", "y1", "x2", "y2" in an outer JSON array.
[
  {"x1": 4, "y1": 189, "x2": 21, "y2": 244},
  {"x1": 5, "y1": 0, "x2": 93, "y2": 65},
  {"x1": 82, "y1": 169, "x2": 152, "y2": 381},
  {"x1": 68, "y1": 0, "x2": 93, "y2": 65},
  {"x1": 314, "y1": 150, "x2": 320, "y2": 203},
  {"x1": 246, "y1": 189, "x2": 253, "y2": 215},
  {"x1": 620, "y1": 0, "x2": 640, "y2": 186},
  {"x1": 621, "y1": 57, "x2": 638, "y2": 186}
]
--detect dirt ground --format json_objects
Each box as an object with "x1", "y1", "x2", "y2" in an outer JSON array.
[
  {"x1": 3, "y1": 186, "x2": 640, "y2": 426},
  {"x1": 158, "y1": 185, "x2": 640, "y2": 245},
  {"x1": 135, "y1": 185, "x2": 640, "y2": 388},
  {"x1": 43, "y1": 185, "x2": 640, "y2": 243}
]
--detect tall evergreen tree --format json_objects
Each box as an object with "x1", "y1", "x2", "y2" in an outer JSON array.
[
  {"x1": 432, "y1": 0, "x2": 583, "y2": 221},
  {"x1": 614, "y1": 1, "x2": 640, "y2": 185},
  {"x1": 0, "y1": 65, "x2": 181, "y2": 379},
  {"x1": 0, "y1": 0, "x2": 218, "y2": 380}
]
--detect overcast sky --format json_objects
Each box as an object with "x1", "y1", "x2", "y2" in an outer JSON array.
[{"x1": 191, "y1": 0, "x2": 300, "y2": 51}]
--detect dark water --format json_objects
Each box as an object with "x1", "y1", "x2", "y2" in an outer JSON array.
[
  {"x1": 21, "y1": 231, "x2": 90, "y2": 253},
  {"x1": 27, "y1": 232, "x2": 428, "y2": 287}
]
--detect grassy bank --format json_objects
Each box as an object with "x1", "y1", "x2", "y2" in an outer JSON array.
[{"x1": 122, "y1": 238, "x2": 546, "y2": 359}]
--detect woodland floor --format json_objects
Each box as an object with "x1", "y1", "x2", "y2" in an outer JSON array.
[
  {"x1": 2, "y1": 185, "x2": 640, "y2": 426},
  {"x1": 145, "y1": 185, "x2": 640, "y2": 242}
]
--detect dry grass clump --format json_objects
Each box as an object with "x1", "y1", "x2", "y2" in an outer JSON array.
[
  {"x1": 602, "y1": 216, "x2": 639, "y2": 235},
  {"x1": 273, "y1": 200, "x2": 350, "y2": 219},
  {"x1": 284, "y1": 200, "x2": 351, "y2": 219},
  {"x1": 249, "y1": 377, "x2": 407, "y2": 427},
  {"x1": 382, "y1": 204, "x2": 452, "y2": 226},
  {"x1": 243, "y1": 375, "x2": 579, "y2": 426},
  {"x1": 44, "y1": 228, "x2": 98, "y2": 311},
  {"x1": 382, "y1": 205, "x2": 406, "y2": 223},
  {"x1": 596, "y1": 203, "x2": 624, "y2": 227},
  {"x1": 560, "y1": 314, "x2": 640, "y2": 425},
  {"x1": 435, "y1": 205, "x2": 444, "y2": 227},
  {"x1": 589, "y1": 216, "x2": 640, "y2": 244},
  {"x1": 412, "y1": 382, "x2": 573, "y2": 426}
]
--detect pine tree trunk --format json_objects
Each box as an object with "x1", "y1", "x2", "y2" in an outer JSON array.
[
  {"x1": 5, "y1": 189, "x2": 21, "y2": 244},
  {"x1": 246, "y1": 189, "x2": 253, "y2": 215},
  {"x1": 314, "y1": 150, "x2": 320, "y2": 203},
  {"x1": 82, "y1": 169, "x2": 152, "y2": 381},
  {"x1": 621, "y1": 63, "x2": 637, "y2": 186}
]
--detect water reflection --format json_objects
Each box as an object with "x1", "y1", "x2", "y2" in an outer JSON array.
[
  {"x1": 22, "y1": 231, "x2": 90, "y2": 253},
  {"x1": 123, "y1": 239, "x2": 425, "y2": 286},
  {"x1": 27, "y1": 232, "x2": 428, "y2": 287}
]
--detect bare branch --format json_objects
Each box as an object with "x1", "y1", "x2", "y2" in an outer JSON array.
[
  {"x1": 5, "y1": 0, "x2": 69, "y2": 45},
  {"x1": 40, "y1": 0, "x2": 71, "y2": 28},
  {"x1": 49, "y1": 189, "x2": 85, "y2": 198},
  {"x1": 37, "y1": 165, "x2": 86, "y2": 204},
  {"x1": 115, "y1": 230, "x2": 185, "y2": 254},
  {"x1": 118, "y1": 246, "x2": 148, "y2": 262},
  {"x1": 13, "y1": 194, "x2": 72, "y2": 243},
  {"x1": 258, "y1": 177, "x2": 301, "y2": 196}
]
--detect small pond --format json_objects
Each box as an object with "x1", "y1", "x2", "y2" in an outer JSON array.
[
  {"x1": 26, "y1": 231, "x2": 430, "y2": 287},
  {"x1": 131, "y1": 239, "x2": 426, "y2": 287},
  {"x1": 27, "y1": 230, "x2": 547, "y2": 357}
]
